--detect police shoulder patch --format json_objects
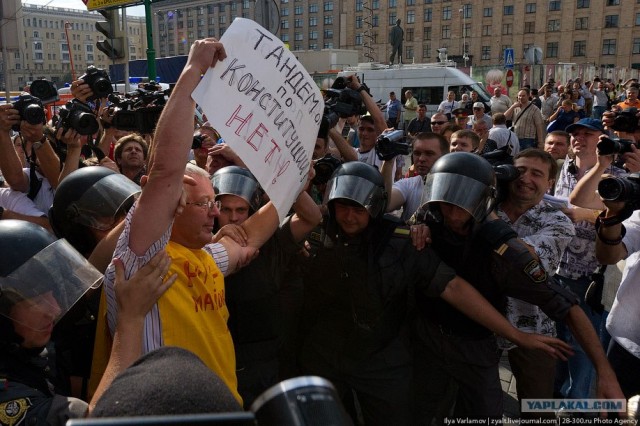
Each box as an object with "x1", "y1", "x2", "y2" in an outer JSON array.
[
  {"x1": 524, "y1": 260, "x2": 548, "y2": 283},
  {"x1": 392, "y1": 226, "x2": 412, "y2": 239},
  {"x1": 0, "y1": 398, "x2": 31, "y2": 426}
]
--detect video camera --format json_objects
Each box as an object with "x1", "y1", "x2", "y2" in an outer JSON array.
[
  {"x1": 322, "y1": 76, "x2": 368, "y2": 129},
  {"x1": 79, "y1": 66, "x2": 113, "y2": 101},
  {"x1": 609, "y1": 107, "x2": 639, "y2": 134},
  {"x1": 108, "y1": 87, "x2": 168, "y2": 134},
  {"x1": 56, "y1": 100, "x2": 99, "y2": 136},
  {"x1": 598, "y1": 172, "x2": 640, "y2": 210},
  {"x1": 375, "y1": 129, "x2": 411, "y2": 161},
  {"x1": 29, "y1": 79, "x2": 59, "y2": 103},
  {"x1": 11, "y1": 95, "x2": 46, "y2": 132}
]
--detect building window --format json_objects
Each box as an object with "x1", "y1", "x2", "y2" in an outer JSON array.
[
  {"x1": 406, "y1": 27, "x2": 414, "y2": 41},
  {"x1": 524, "y1": 21, "x2": 535, "y2": 33},
  {"x1": 462, "y1": 4, "x2": 471, "y2": 19},
  {"x1": 294, "y1": 19, "x2": 302, "y2": 27},
  {"x1": 324, "y1": 1, "x2": 334, "y2": 11},
  {"x1": 548, "y1": 19, "x2": 560, "y2": 31},
  {"x1": 573, "y1": 40, "x2": 586, "y2": 56},
  {"x1": 309, "y1": 3, "x2": 319, "y2": 12},
  {"x1": 295, "y1": 6, "x2": 303, "y2": 14},
  {"x1": 525, "y1": 3, "x2": 536, "y2": 13},
  {"x1": 406, "y1": 46, "x2": 414, "y2": 59},
  {"x1": 424, "y1": 8, "x2": 432, "y2": 21},
  {"x1": 633, "y1": 38, "x2": 640, "y2": 54},
  {"x1": 577, "y1": 0, "x2": 589, "y2": 8},
  {"x1": 372, "y1": 0, "x2": 379, "y2": 9},
  {"x1": 356, "y1": 0, "x2": 363, "y2": 11},
  {"x1": 602, "y1": 39, "x2": 616, "y2": 55},
  {"x1": 606, "y1": 0, "x2": 620, "y2": 4},
  {"x1": 443, "y1": 6, "x2": 451, "y2": 20},
  {"x1": 504, "y1": 5, "x2": 514, "y2": 15},
  {"x1": 483, "y1": 7, "x2": 492, "y2": 17},
  {"x1": 389, "y1": 0, "x2": 397, "y2": 7},
  {"x1": 324, "y1": 29, "x2": 333, "y2": 38},
  {"x1": 281, "y1": 20, "x2": 289, "y2": 29},
  {"x1": 219, "y1": 15, "x2": 226, "y2": 24},
  {"x1": 407, "y1": 0, "x2": 415, "y2": 5},
  {"x1": 547, "y1": 41, "x2": 559, "y2": 57},
  {"x1": 482, "y1": 45, "x2": 491, "y2": 60},
  {"x1": 356, "y1": 16, "x2": 363, "y2": 28},
  {"x1": 637, "y1": 13, "x2": 640, "y2": 25},
  {"x1": 324, "y1": 42, "x2": 334, "y2": 48},
  {"x1": 407, "y1": 10, "x2": 415, "y2": 23},
  {"x1": 356, "y1": 33, "x2": 363, "y2": 45},
  {"x1": 441, "y1": 24, "x2": 450, "y2": 38},
  {"x1": 309, "y1": 43, "x2": 317, "y2": 49},
  {"x1": 310, "y1": 17, "x2": 318, "y2": 26},
  {"x1": 372, "y1": 15, "x2": 379, "y2": 26},
  {"x1": 605, "y1": 15, "x2": 619, "y2": 28},
  {"x1": 389, "y1": 12, "x2": 397, "y2": 22},
  {"x1": 309, "y1": 30, "x2": 318, "y2": 39},
  {"x1": 482, "y1": 24, "x2": 491, "y2": 36},
  {"x1": 575, "y1": 17, "x2": 588, "y2": 30},
  {"x1": 502, "y1": 23, "x2": 513, "y2": 35},
  {"x1": 281, "y1": 7, "x2": 289, "y2": 15},
  {"x1": 243, "y1": 0, "x2": 250, "y2": 9},
  {"x1": 424, "y1": 26, "x2": 431, "y2": 39},
  {"x1": 281, "y1": 33, "x2": 289, "y2": 42},
  {"x1": 423, "y1": 44, "x2": 431, "y2": 58},
  {"x1": 549, "y1": 1, "x2": 561, "y2": 11},
  {"x1": 295, "y1": 32, "x2": 303, "y2": 41}
]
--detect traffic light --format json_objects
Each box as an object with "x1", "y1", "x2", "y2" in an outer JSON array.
[{"x1": 96, "y1": 9, "x2": 125, "y2": 60}]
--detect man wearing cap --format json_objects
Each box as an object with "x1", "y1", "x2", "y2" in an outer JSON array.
[
  {"x1": 468, "y1": 102, "x2": 493, "y2": 130},
  {"x1": 553, "y1": 118, "x2": 626, "y2": 400},
  {"x1": 452, "y1": 108, "x2": 471, "y2": 129}
]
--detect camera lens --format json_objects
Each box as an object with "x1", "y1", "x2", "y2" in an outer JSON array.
[
  {"x1": 23, "y1": 104, "x2": 46, "y2": 125},
  {"x1": 598, "y1": 177, "x2": 625, "y2": 201},
  {"x1": 93, "y1": 78, "x2": 113, "y2": 98},
  {"x1": 71, "y1": 111, "x2": 99, "y2": 135}
]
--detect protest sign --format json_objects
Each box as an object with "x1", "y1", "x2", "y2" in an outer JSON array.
[{"x1": 192, "y1": 18, "x2": 324, "y2": 221}]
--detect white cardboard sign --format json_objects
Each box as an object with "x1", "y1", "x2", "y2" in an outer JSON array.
[{"x1": 192, "y1": 18, "x2": 324, "y2": 221}]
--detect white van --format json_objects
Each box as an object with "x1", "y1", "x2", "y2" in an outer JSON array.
[{"x1": 337, "y1": 62, "x2": 491, "y2": 116}]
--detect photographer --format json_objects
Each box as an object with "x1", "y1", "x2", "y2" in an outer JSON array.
[
  {"x1": 112, "y1": 135, "x2": 148, "y2": 185},
  {"x1": 0, "y1": 102, "x2": 60, "y2": 214}
]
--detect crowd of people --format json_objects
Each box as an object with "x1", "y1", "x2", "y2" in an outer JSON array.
[{"x1": 0, "y1": 37, "x2": 639, "y2": 426}]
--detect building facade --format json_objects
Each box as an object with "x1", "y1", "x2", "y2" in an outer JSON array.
[
  {"x1": 1, "y1": 1, "x2": 147, "y2": 91},
  {"x1": 151, "y1": 0, "x2": 640, "y2": 71}
]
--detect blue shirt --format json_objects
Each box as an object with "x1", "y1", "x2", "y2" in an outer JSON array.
[{"x1": 386, "y1": 98, "x2": 402, "y2": 119}]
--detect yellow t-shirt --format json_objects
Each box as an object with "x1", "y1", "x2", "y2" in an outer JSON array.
[{"x1": 161, "y1": 241, "x2": 241, "y2": 404}]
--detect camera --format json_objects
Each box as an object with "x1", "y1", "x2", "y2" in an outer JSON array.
[
  {"x1": 482, "y1": 147, "x2": 519, "y2": 205},
  {"x1": 312, "y1": 154, "x2": 342, "y2": 185},
  {"x1": 11, "y1": 95, "x2": 46, "y2": 131},
  {"x1": 597, "y1": 137, "x2": 635, "y2": 156},
  {"x1": 108, "y1": 88, "x2": 168, "y2": 134},
  {"x1": 375, "y1": 129, "x2": 411, "y2": 161},
  {"x1": 598, "y1": 172, "x2": 640, "y2": 210},
  {"x1": 323, "y1": 77, "x2": 368, "y2": 122},
  {"x1": 610, "y1": 107, "x2": 639, "y2": 134},
  {"x1": 56, "y1": 100, "x2": 99, "y2": 136},
  {"x1": 79, "y1": 66, "x2": 113, "y2": 101},
  {"x1": 29, "y1": 79, "x2": 59, "y2": 103},
  {"x1": 192, "y1": 134, "x2": 206, "y2": 150}
]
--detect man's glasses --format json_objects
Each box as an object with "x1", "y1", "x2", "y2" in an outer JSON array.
[
  {"x1": 186, "y1": 200, "x2": 221, "y2": 211},
  {"x1": 431, "y1": 121, "x2": 447, "y2": 125}
]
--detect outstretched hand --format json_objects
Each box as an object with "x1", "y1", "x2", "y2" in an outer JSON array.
[{"x1": 511, "y1": 331, "x2": 574, "y2": 361}]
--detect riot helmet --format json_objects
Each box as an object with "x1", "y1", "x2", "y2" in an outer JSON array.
[
  {"x1": 0, "y1": 221, "x2": 103, "y2": 347},
  {"x1": 49, "y1": 167, "x2": 141, "y2": 254},
  {"x1": 420, "y1": 152, "x2": 496, "y2": 222},
  {"x1": 325, "y1": 161, "x2": 387, "y2": 219},
  {"x1": 211, "y1": 166, "x2": 262, "y2": 213}
]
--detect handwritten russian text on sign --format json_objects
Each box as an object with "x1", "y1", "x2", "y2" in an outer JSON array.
[{"x1": 193, "y1": 18, "x2": 323, "y2": 222}]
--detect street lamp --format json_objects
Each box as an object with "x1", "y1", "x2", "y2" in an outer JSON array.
[
  {"x1": 64, "y1": 22, "x2": 76, "y2": 81},
  {"x1": 460, "y1": 7, "x2": 468, "y2": 67}
]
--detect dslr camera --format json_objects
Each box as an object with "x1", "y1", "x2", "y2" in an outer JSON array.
[
  {"x1": 375, "y1": 129, "x2": 411, "y2": 161},
  {"x1": 598, "y1": 172, "x2": 640, "y2": 210},
  {"x1": 11, "y1": 95, "x2": 46, "y2": 131},
  {"x1": 79, "y1": 66, "x2": 113, "y2": 101},
  {"x1": 56, "y1": 100, "x2": 99, "y2": 136},
  {"x1": 312, "y1": 154, "x2": 342, "y2": 185},
  {"x1": 610, "y1": 107, "x2": 639, "y2": 134}
]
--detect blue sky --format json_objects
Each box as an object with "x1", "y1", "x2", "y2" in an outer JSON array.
[{"x1": 24, "y1": 0, "x2": 145, "y2": 16}]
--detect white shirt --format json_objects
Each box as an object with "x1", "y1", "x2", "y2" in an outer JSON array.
[
  {"x1": 393, "y1": 175, "x2": 424, "y2": 222},
  {"x1": 0, "y1": 187, "x2": 47, "y2": 217},
  {"x1": 488, "y1": 125, "x2": 520, "y2": 156},
  {"x1": 437, "y1": 99, "x2": 459, "y2": 115}
]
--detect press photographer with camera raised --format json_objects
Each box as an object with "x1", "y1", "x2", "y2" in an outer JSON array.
[{"x1": 0, "y1": 97, "x2": 60, "y2": 214}]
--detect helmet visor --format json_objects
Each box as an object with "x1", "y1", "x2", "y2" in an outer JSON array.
[
  {"x1": 421, "y1": 172, "x2": 495, "y2": 222},
  {"x1": 0, "y1": 239, "x2": 103, "y2": 329},
  {"x1": 71, "y1": 173, "x2": 141, "y2": 231},
  {"x1": 325, "y1": 174, "x2": 386, "y2": 218},
  {"x1": 212, "y1": 173, "x2": 261, "y2": 211}
]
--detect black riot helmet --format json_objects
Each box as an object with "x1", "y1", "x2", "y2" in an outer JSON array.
[
  {"x1": 211, "y1": 166, "x2": 263, "y2": 213},
  {"x1": 420, "y1": 152, "x2": 496, "y2": 222},
  {"x1": 325, "y1": 161, "x2": 387, "y2": 219},
  {"x1": 0, "y1": 221, "x2": 102, "y2": 347},
  {"x1": 49, "y1": 167, "x2": 141, "y2": 255}
]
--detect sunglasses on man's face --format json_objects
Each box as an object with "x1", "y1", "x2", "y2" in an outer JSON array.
[{"x1": 431, "y1": 121, "x2": 447, "y2": 125}]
